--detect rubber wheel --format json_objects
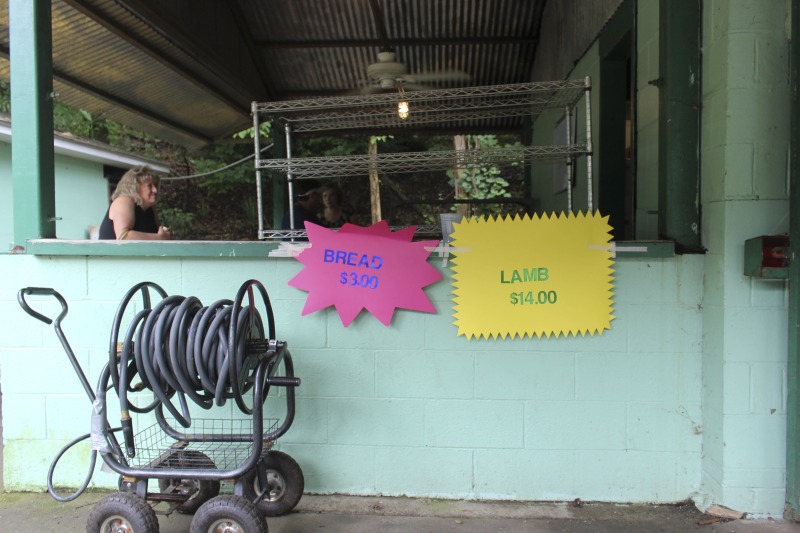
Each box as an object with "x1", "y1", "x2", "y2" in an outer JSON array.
[
  {"x1": 86, "y1": 491, "x2": 159, "y2": 533},
  {"x1": 189, "y1": 495, "x2": 267, "y2": 533},
  {"x1": 241, "y1": 450, "x2": 304, "y2": 516},
  {"x1": 157, "y1": 450, "x2": 220, "y2": 514}
]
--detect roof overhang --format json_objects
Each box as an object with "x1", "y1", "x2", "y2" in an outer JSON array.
[{"x1": 0, "y1": 0, "x2": 549, "y2": 147}]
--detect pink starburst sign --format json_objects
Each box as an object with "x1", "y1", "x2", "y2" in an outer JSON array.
[{"x1": 288, "y1": 221, "x2": 443, "y2": 326}]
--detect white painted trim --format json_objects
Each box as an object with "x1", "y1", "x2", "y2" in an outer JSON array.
[{"x1": 0, "y1": 119, "x2": 170, "y2": 173}]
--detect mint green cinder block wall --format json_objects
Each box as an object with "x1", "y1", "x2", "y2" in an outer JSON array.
[
  {"x1": 529, "y1": 0, "x2": 790, "y2": 517},
  {"x1": 0, "y1": 0, "x2": 792, "y2": 520},
  {"x1": 700, "y1": 0, "x2": 791, "y2": 517},
  {"x1": 0, "y1": 253, "x2": 704, "y2": 503}
]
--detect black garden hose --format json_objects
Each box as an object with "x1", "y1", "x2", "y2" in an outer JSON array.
[
  {"x1": 109, "y1": 280, "x2": 277, "y2": 456},
  {"x1": 19, "y1": 280, "x2": 281, "y2": 500},
  {"x1": 46, "y1": 432, "x2": 97, "y2": 502},
  {"x1": 47, "y1": 365, "x2": 127, "y2": 503}
]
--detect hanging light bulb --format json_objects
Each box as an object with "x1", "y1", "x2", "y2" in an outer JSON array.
[
  {"x1": 397, "y1": 100, "x2": 410, "y2": 119},
  {"x1": 397, "y1": 86, "x2": 410, "y2": 119}
]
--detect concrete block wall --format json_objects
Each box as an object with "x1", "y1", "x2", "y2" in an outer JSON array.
[
  {"x1": 700, "y1": 0, "x2": 791, "y2": 517},
  {"x1": 0, "y1": 253, "x2": 704, "y2": 504},
  {"x1": 0, "y1": 0, "x2": 793, "y2": 519}
]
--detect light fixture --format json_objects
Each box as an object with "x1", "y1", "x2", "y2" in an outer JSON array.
[
  {"x1": 397, "y1": 86, "x2": 410, "y2": 119},
  {"x1": 397, "y1": 100, "x2": 410, "y2": 119}
]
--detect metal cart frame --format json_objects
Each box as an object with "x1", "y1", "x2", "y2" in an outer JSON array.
[{"x1": 18, "y1": 279, "x2": 302, "y2": 533}]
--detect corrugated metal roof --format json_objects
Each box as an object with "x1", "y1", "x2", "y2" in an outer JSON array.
[{"x1": 0, "y1": 0, "x2": 552, "y2": 147}]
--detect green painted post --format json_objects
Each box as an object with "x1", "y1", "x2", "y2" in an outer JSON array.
[
  {"x1": 9, "y1": 0, "x2": 56, "y2": 246},
  {"x1": 786, "y1": 0, "x2": 800, "y2": 520},
  {"x1": 658, "y1": 0, "x2": 701, "y2": 252},
  {"x1": 271, "y1": 123, "x2": 288, "y2": 230},
  {"x1": 522, "y1": 115, "x2": 533, "y2": 208}
]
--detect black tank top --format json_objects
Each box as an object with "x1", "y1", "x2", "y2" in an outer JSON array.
[{"x1": 98, "y1": 204, "x2": 158, "y2": 240}]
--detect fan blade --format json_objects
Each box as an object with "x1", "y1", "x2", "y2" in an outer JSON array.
[
  {"x1": 341, "y1": 78, "x2": 385, "y2": 95},
  {"x1": 341, "y1": 84, "x2": 394, "y2": 95},
  {"x1": 405, "y1": 70, "x2": 471, "y2": 83},
  {"x1": 360, "y1": 85, "x2": 384, "y2": 95},
  {"x1": 402, "y1": 82, "x2": 435, "y2": 91}
]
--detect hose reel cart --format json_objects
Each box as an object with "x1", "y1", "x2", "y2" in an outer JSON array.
[{"x1": 17, "y1": 279, "x2": 303, "y2": 533}]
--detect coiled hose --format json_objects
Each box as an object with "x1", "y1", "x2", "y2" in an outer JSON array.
[
  {"x1": 35, "y1": 279, "x2": 278, "y2": 501},
  {"x1": 109, "y1": 280, "x2": 277, "y2": 455}
]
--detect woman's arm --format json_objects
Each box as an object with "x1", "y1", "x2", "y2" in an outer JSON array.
[{"x1": 108, "y1": 196, "x2": 172, "y2": 240}]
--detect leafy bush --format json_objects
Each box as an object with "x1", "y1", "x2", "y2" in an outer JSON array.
[
  {"x1": 157, "y1": 207, "x2": 194, "y2": 240},
  {"x1": 193, "y1": 143, "x2": 256, "y2": 196},
  {"x1": 446, "y1": 135, "x2": 524, "y2": 217}
]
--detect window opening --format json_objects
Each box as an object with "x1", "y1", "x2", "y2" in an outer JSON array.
[
  {"x1": 251, "y1": 80, "x2": 594, "y2": 241},
  {"x1": 599, "y1": 30, "x2": 634, "y2": 241}
]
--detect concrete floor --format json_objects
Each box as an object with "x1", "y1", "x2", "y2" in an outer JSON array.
[{"x1": 1, "y1": 492, "x2": 799, "y2": 533}]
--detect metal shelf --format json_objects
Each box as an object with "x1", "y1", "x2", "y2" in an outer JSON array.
[
  {"x1": 257, "y1": 145, "x2": 589, "y2": 180},
  {"x1": 254, "y1": 80, "x2": 588, "y2": 134},
  {"x1": 259, "y1": 224, "x2": 441, "y2": 242},
  {"x1": 252, "y1": 78, "x2": 593, "y2": 238}
]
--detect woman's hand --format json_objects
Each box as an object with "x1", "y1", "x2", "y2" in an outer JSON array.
[{"x1": 157, "y1": 226, "x2": 173, "y2": 240}]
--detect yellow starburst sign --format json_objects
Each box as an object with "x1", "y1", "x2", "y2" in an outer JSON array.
[{"x1": 452, "y1": 212, "x2": 615, "y2": 339}]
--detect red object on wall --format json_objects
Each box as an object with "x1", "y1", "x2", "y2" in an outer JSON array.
[{"x1": 760, "y1": 234, "x2": 789, "y2": 268}]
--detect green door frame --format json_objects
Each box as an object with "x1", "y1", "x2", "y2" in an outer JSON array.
[
  {"x1": 658, "y1": 0, "x2": 701, "y2": 252},
  {"x1": 786, "y1": 0, "x2": 800, "y2": 520}
]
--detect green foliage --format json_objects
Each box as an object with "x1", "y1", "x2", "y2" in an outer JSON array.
[
  {"x1": 0, "y1": 80, "x2": 170, "y2": 159},
  {"x1": 242, "y1": 196, "x2": 259, "y2": 226},
  {"x1": 446, "y1": 135, "x2": 523, "y2": 216},
  {"x1": 52, "y1": 103, "x2": 112, "y2": 142},
  {"x1": 294, "y1": 134, "x2": 367, "y2": 157},
  {"x1": 455, "y1": 164, "x2": 511, "y2": 199},
  {"x1": 157, "y1": 207, "x2": 194, "y2": 239},
  {"x1": 191, "y1": 143, "x2": 255, "y2": 196},
  {"x1": 233, "y1": 121, "x2": 272, "y2": 140},
  {"x1": 0, "y1": 80, "x2": 9, "y2": 113}
]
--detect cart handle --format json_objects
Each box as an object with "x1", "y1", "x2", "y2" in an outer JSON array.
[
  {"x1": 265, "y1": 376, "x2": 301, "y2": 387},
  {"x1": 18, "y1": 287, "x2": 68, "y2": 325},
  {"x1": 18, "y1": 287, "x2": 96, "y2": 404}
]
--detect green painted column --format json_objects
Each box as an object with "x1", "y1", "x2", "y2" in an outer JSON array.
[
  {"x1": 9, "y1": 0, "x2": 55, "y2": 245},
  {"x1": 522, "y1": 115, "x2": 533, "y2": 206},
  {"x1": 658, "y1": 0, "x2": 701, "y2": 252},
  {"x1": 271, "y1": 123, "x2": 288, "y2": 230},
  {"x1": 786, "y1": 0, "x2": 800, "y2": 520}
]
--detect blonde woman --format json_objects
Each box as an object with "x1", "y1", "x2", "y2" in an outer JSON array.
[{"x1": 98, "y1": 166, "x2": 172, "y2": 240}]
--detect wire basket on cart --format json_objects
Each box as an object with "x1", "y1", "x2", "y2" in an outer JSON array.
[
  {"x1": 18, "y1": 279, "x2": 303, "y2": 533},
  {"x1": 131, "y1": 418, "x2": 278, "y2": 472}
]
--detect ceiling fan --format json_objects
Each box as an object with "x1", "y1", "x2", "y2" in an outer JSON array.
[
  {"x1": 362, "y1": 49, "x2": 471, "y2": 92},
  {"x1": 357, "y1": 1, "x2": 470, "y2": 93}
]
